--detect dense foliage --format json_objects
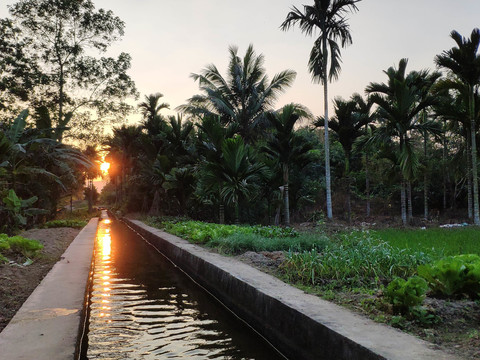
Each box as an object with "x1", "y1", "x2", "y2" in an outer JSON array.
[{"x1": 101, "y1": 26, "x2": 480, "y2": 227}]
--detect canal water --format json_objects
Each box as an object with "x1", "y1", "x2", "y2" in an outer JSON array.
[{"x1": 80, "y1": 216, "x2": 286, "y2": 359}]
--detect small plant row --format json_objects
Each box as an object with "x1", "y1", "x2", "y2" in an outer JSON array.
[
  {"x1": 146, "y1": 218, "x2": 330, "y2": 254},
  {"x1": 282, "y1": 231, "x2": 431, "y2": 288},
  {"x1": 155, "y1": 220, "x2": 299, "y2": 243},
  {"x1": 0, "y1": 233, "x2": 44, "y2": 263},
  {"x1": 43, "y1": 219, "x2": 87, "y2": 229}
]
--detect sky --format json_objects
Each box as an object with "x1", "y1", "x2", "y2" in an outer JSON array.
[{"x1": 1, "y1": 0, "x2": 480, "y2": 124}]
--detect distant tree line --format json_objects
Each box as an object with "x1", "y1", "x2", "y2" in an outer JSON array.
[{"x1": 104, "y1": 23, "x2": 480, "y2": 226}]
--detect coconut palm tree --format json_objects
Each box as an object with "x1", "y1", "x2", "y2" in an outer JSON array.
[
  {"x1": 181, "y1": 45, "x2": 296, "y2": 144},
  {"x1": 366, "y1": 59, "x2": 441, "y2": 225},
  {"x1": 435, "y1": 28, "x2": 480, "y2": 225},
  {"x1": 263, "y1": 103, "x2": 313, "y2": 226},
  {"x1": 281, "y1": 0, "x2": 361, "y2": 220}
]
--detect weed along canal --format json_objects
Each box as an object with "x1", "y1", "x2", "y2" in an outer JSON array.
[{"x1": 80, "y1": 214, "x2": 285, "y2": 359}]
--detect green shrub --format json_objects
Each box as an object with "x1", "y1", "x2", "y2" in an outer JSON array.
[
  {"x1": 7, "y1": 236, "x2": 44, "y2": 259},
  {"x1": 418, "y1": 254, "x2": 480, "y2": 299},
  {"x1": 385, "y1": 276, "x2": 429, "y2": 314},
  {"x1": 44, "y1": 219, "x2": 87, "y2": 229},
  {"x1": 0, "y1": 233, "x2": 10, "y2": 252}
]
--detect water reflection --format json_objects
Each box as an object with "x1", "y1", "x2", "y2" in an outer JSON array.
[{"x1": 84, "y1": 216, "x2": 284, "y2": 360}]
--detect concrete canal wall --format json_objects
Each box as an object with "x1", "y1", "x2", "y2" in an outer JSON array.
[
  {"x1": 0, "y1": 218, "x2": 98, "y2": 360},
  {"x1": 125, "y1": 218, "x2": 459, "y2": 360}
]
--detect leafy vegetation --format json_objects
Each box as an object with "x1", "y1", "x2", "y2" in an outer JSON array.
[
  {"x1": 43, "y1": 219, "x2": 87, "y2": 229},
  {"x1": 385, "y1": 276, "x2": 429, "y2": 314},
  {"x1": 145, "y1": 218, "x2": 329, "y2": 254},
  {"x1": 418, "y1": 254, "x2": 480, "y2": 299},
  {"x1": 0, "y1": 233, "x2": 43, "y2": 262}
]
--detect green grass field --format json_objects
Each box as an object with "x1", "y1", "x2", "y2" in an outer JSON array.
[{"x1": 367, "y1": 227, "x2": 480, "y2": 258}]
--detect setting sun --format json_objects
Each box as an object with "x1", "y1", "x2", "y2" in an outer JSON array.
[{"x1": 100, "y1": 162, "x2": 110, "y2": 173}]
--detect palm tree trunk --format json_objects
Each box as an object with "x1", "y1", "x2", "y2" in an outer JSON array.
[
  {"x1": 424, "y1": 133, "x2": 428, "y2": 220},
  {"x1": 365, "y1": 152, "x2": 371, "y2": 217},
  {"x1": 407, "y1": 181, "x2": 413, "y2": 223},
  {"x1": 149, "y1": 190, "x2": 160, "y2": 215},
  {"x1": 284, "y1": 183, "x2": 290, "y2": 226},
  {"x1": 469, "y1": 88, "x2": 480, "y2": 225},
  {"x1": 467, "y1": 135, "x2": 473, "y2": 219},
  {"x1": 401, "y1": 180, "x2": 407, "y2": 226},
  {"x1": 442, "y1": 128, "x2": 447, "y2": 210},
  {"x1": 345, "y1": 155, "x2": 351, "y2": 223},
  {"x1": 219, "y1": 204, "x2": 225, "y2": 224},
  {"x1": 234, "y1": 201, "x2": 240, "y2": 225},
  {"x1": 322, "y1": 36, "x2": 333, "y2": 221},
  {"x1": 283, "y1": 166, "x2": 290, "y2": 227}
]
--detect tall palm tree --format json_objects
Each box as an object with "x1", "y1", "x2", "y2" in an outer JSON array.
[
  {"x1": 435, "y1": 28, "x2": 480, "y2": 225},
  {"x1": 281, "y1": 0, "x2": 361, "y2": 220},
  {"x1": 315, "y1": 95, "x2": 370, "y2": 222},
  {"x1": 181, "y1": 45, "x2": 296, "y2": 144},
  {"x1": 366, "y1": 59, "x2": 441, "y2": 225},
  {"x1": 263, "y1": 103, "x2": 313, "y2": 226}
]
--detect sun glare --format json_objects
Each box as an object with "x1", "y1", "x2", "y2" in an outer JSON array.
[{"x1": 100, "y1": 162, "x2": 110, "y2": 173}]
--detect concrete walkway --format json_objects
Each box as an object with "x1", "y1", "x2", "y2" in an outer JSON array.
[{"x1": 0, "y1": 218, "x2": 98, "y2": 360}]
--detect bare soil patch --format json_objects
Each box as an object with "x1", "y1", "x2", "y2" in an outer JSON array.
[{"x1": 0, "y1": 227, "x2": 79, "y2": 331}]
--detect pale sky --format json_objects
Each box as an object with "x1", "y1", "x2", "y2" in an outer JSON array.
[{"x1": 2, "y1": 0, "x2": 480, "y2": 124}]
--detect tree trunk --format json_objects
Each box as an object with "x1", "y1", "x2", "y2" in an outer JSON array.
[
  {"x1": 442, "y1": 123, "x2": 447, "y2": 210},
  {"x1": 424, "y1": 133, "x2": 429, "y2": 220},
  {"x1": 149, "y1": 190, "x2": 161, "y2": 215},
  {"x1": 469, "y1": 88, "x2": 480, "y2": 225},
  {"x1": 322, "y1": 34, "x2": 333, "y2": 220},
  {"x1": 407, "y1": 181, "x2": 413, "y2": 223},
  {"x1": 219, "y1": 204, "x2": 225, "y2": 224},
  {"x1": 283, "y1": 166, "x2": 290, "y2": 227},
  {"x1": 401, "y1": 180, "x2": 407, "y2": 226},
  {"x1": 467, "y1": 134, "x2": 473, "y2": 219},
  {"x1": 284, "y1": 183, "x2": 290, "y2": 227},
  {"x1": 234, "y1": 199, "x2": 240, "y2": 225},
  {"x1": 365, "y1": 152, "x2": 371, "y2": 217}
]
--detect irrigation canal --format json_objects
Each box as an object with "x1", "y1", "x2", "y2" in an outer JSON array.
[{"x1": 80, "y1": 215, "x2": 286, "y2": 359}]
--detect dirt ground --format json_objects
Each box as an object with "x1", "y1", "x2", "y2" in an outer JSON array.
[{"x1": 0, "y1": 227, "x2": 79, "y2": 332}]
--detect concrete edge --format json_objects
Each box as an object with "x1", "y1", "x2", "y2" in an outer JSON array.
[
  {"x1": 124, "y1": 218, "x2": 461, "y2": 360},
  {"x1": 0, "y1": 218, "x2": 99, "y2": 360}
]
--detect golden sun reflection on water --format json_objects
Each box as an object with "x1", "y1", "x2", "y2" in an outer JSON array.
[{"x1": 96, "y1": 218, "x2": 113, "y2": 322}]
